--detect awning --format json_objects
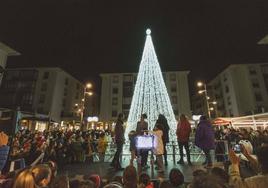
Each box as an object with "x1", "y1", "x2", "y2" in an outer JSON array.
[
  {"x1": 20, "y1": 116, "x2": 56, "y2": 122},
  {"x1": 212, "y1": 118, "x2": 231, "y2": 126}
]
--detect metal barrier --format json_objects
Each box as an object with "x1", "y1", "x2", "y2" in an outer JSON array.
[{"x1": 103, "y1": 139, "x2": 229, "y2": 163}]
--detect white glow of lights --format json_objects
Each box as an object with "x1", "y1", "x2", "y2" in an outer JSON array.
[
  {"x1": 146, "y1": 28, "x2": 151, "y2": 35},
  {"x1": 192, "y1": 115, "x2": 202, "y2": 121},
  {"x1": 92, "y1": 116, "x2": 99, "y2": 122},
  {"x1": 126, "y1": 29, "x2": 177, "y2": 141},
  {"x1": 87, "y1": 116, "x2": 98, "y2": 122}
]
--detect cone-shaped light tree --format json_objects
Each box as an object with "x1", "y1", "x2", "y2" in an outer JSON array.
[{"x1": 126, "y1": 29, "x2": 177, "y2": 141}]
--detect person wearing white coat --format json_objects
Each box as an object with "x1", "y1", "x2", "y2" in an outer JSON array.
[{"x1": 153, "y1": 123, "x2": 164, "y2": 173}]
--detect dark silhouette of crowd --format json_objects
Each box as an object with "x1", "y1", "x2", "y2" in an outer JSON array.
[{"x1": 0, "y1": 113, "x2": 268, "y2": 188}]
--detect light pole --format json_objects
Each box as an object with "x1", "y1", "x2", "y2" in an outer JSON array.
[
  {"x1": 197, "y1": 81, "x2": 211, "y2": 119},
  {"x1": 78, "y1": 82, "x2": 93, "y2": 130},
  {"x1": 208, "y1": 101, "x2": 218, "y2": 117},
  {"x1": 197, "y1": 81, "x2": 219, "y2": 119}
]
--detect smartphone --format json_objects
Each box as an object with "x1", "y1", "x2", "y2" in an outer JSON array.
[{"x1": 233, "y1": 144, "x2": 241, "y2": 153}]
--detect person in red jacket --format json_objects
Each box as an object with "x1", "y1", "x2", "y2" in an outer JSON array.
[{"x1": 176, "y1": 114, "x2": 192, "y2": 165}]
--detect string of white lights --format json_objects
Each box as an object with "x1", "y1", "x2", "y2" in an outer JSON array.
[{"x1": 126, "y1": 29, "x2": 177, "y2": 141}]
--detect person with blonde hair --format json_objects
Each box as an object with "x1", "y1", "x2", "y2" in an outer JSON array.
[
  {"x1": 97, "y1": 131, "x2": 108, "y2": 162},
  {"x1": 12, "y1": 169, "x2": 36, "y2": 188}
]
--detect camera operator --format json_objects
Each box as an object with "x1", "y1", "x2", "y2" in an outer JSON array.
[{"x1": 136, "y1": 113, "x2": 149, "y2": 170}]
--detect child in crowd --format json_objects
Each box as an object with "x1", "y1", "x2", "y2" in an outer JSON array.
[
  {"x1": 97, "y1": 131, "x2": 108, "y2": 162},
  {"x1": 128, "y1": 130, "x2": 137, "y2": 165},
  {"x1": 169, "y1": 168, "x2": 186, "y2": 188},
  {"x1": 138, "y1": 173, "x2": 153, "y2": 188}
]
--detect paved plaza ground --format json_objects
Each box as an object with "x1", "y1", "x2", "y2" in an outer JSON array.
[{"x1": 59, "y1": 154, "x2": 210, "y2": 182}]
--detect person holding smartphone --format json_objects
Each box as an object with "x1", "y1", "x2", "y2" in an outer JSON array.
[{"x1": 229, "y1": 145, "x2": 268, "y2": 188}]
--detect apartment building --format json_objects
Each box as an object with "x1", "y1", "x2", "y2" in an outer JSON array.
[
  {"x1": 206, "y1": 64, "x2": 268, "y2": 117},
  {"x1": 0, "y1": 42, "x2": 20, "y2": 85},
  {"x1": 0, "y1": 67, "x2": 84, "y2": 122},
  {"x1": 99, "y1": 71, "x2": 191, "y2": 122}
]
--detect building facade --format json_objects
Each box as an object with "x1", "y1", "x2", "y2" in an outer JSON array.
[
  {"x1": 0, "y1": 67, "x2": 84, "y2": 122},
  {"x1": 205, "y1": 64, "x2": 268, "y2": 117},
  {"x1": 0, "y1": 42, "x2": 20, "y2": 85},
  {"x1": 99, "y1": 71, "x2": 191, "y2": 122}
]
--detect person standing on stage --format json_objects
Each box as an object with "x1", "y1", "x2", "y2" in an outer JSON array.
[
  {"x1": 176, "y1": 114, "x2": 192, "y2": 165},
  {"x1": 157, "y1": 114, "x2": 170, "y2": 166},
  {"x1": 136, "y1": 113, "x2": 149, "y2": 170},
  {"x1": 111, "y1": 113, "x2": 125, "y2": 170},
  {"x1": 195, "y1": 115, "x2": 215, "y2": 168},
  {"x1": 153, "y1": 121, "x2": 164, "y2": 173}
]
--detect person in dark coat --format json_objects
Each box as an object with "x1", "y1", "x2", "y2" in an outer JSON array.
[
  {"x1": 176, "y1": 114, "x2": 192, "y2": 165},
  {"x1": 136, "y1": 113, "x2": 149, "y2": 169},
  {"x1": 156, "y1": 114, "x2": 170, "y2": 166},
  {"x1": 195, "y1": 115, "x2": 215, "y2": 167},
  {"x1": 111, "y1": 113, "x2": 125, "y2": 170}
]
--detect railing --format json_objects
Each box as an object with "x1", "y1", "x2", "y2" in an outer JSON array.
[{"x1": 101, "y1": 139, "x2": 229, "y2": 163}]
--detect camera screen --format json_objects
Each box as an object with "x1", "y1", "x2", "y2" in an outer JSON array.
[
  {"x1": 135, "y1": 135, "x2": 154, "y2": 149},
  {"x1": 233, "y1": 144, "x2": 241, "y2": 153}
]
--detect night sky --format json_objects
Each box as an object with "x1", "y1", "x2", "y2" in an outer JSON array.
[{"x1": 1, "y1": 0, "x2": 268, "y2": 95}]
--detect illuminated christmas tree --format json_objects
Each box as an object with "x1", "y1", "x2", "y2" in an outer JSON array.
[{"x1": 126, "y1": 29, "x2": 177, "y2": 141}]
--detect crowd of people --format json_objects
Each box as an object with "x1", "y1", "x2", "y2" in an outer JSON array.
[
  {"x1": 0, "y1": 112, "x2": 268, "y2": 187},
  {"x1": 1, "y1": 142, "x2": 268, "y2": 188},
  {"x1": 8, "y1": 128, "x2": 110, "y2": 167}
]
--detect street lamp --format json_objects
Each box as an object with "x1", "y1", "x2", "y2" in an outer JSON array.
[
  {"x1": 86, "y1": 83, "x2": 92, "y2": 89},
  {"x1": 197, "y1": 81, "x2": 211, "y2": 119},
  {"x1": 197, "y1": 81, "x2": 203, "y2": 87},
  {"x1": 209, "y1": 101, "x2": 218, "y2": 117},
  {"x1": 80, "y1": 82, "x2": 94, "y2": 130}
]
